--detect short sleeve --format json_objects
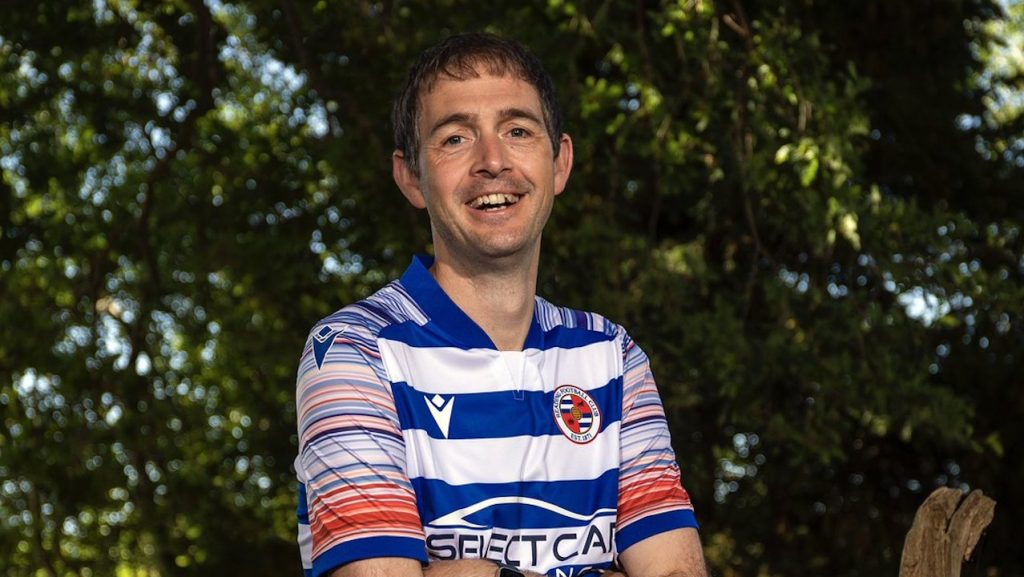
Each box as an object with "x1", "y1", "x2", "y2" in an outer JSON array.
[
  {"x1": 615, "y1": 329, "x2": 698, "y2": 553},
  {"x1": 295, "y1": 321, "x2": 427, "y2": 577}
]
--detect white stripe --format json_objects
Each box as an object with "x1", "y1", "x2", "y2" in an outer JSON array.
[
  {"x1": 379, "y1": 339, "x2": 622, "y2": 395},
  {"x1": 430, "y1": 496, "x2": 616, "y2": 526},
  {"x1": 403, "y1": 422, "x2": 621, "y2": 484},
  {"x1": 297, "y1": 522, "x2": 313, "y2": 569}
]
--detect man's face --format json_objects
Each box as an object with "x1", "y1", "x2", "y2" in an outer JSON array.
[{"x1": 393, "y1": 68, "x2": 573, "y2": 268}]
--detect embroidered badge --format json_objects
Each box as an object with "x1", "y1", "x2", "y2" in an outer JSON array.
[{"x1": 552, "y1": 385, "x2": 602, "y2": 444}]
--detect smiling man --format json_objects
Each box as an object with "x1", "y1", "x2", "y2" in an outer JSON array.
[{"x1": 294, "y1": 33, "x2": 707, "y2": 577}]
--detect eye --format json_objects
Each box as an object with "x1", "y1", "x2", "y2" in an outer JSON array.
[
  {"x1": 443, "y1": 134, "x2": 465, "y2": 146},
  {"x1": 509, "y1": 127, "x2": 530, "y2": 138}
]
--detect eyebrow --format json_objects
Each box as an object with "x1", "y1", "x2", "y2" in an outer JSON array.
[
  {"x1": 498, "y1": 107, "x2": 544, "y2": 127},
  {"x1": 427, "y1": 112, "x2": 473, "y2": 139},
  {"x1": 426, "y1": 107, "x2": 545, "y2": 138}
]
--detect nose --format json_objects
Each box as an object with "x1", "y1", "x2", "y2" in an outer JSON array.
[{"x1": 472, "y1": 133, "x2": 510, "y2": 177}]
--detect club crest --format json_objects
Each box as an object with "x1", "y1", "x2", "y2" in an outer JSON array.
[{"x1": 552, "y1": 385, "x2": 602, "y2": 444}]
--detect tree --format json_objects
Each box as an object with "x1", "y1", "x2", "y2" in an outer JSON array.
[{"x1": 1, "y1": 1, "x2": 1021, "y2": 575}]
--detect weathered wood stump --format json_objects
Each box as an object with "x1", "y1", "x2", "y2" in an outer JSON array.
[{"x1": 899, "y1": 487, "x2": 996, "y2": 577}]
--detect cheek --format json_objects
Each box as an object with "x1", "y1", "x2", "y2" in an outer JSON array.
[
  {"x1": 419, "y1": 179, "x2": 454, "y2": 213},
  {"x1": 428, "y1": 170, "x2": 466, "y2": 197}
]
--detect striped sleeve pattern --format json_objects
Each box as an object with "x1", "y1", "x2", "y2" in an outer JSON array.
[
  {"x1": 296, "y1": 310, "x2": 427, "y2": 577},
  {"x1": 614, "y1": 328, "x2": 697, "y2": 552}
]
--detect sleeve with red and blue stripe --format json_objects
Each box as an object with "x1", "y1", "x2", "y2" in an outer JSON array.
[
  {"x1": 615, "y1": 329, "x2": 698, "y2": 554},
  {"x1": 296, "y1": 322, "x2": 427, "y2": 577}
]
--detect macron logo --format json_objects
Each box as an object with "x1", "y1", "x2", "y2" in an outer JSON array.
[
  {"x1": 425, "y1": 394, "x2": 455, "y2": 438},
  {"x1": 312, "y1": 324, "x2": 346, "y2": 370}
]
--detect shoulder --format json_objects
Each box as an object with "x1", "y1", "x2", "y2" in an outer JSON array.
[
  {"x1": 305, "y1": 280, "x2": 424, "y2": 345},
  {"x1": 534, "y1": 296, "x2": 631, "y2": 343}
]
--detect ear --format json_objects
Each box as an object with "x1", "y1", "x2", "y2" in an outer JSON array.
[
  {"x1": 553, "y1": 134, "x2": 574, "y2": 196},
  {"x1": 393, "y1": 150, "x2": 427, "y2": 209}
]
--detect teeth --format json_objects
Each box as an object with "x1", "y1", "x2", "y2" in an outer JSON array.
[{"x1": 470, "y1": 193, "x2": 520, "y2": 209}]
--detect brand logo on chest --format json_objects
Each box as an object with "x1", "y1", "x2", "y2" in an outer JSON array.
[{"x1": 552, "y1": 385, "x2": 602, "y2": 444}]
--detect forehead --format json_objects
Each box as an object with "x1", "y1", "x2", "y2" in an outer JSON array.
[{"x1": 417, "y1": 71, "x2": 544, "y2": 120}]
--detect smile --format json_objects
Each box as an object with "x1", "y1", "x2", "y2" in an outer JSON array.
[{"x1": 467, "y1": 193, "x2": 522, "y2": 211}]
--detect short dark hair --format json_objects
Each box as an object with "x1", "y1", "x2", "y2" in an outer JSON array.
[{"x1": 392, "y1": 33, "x2": 564, "y2": 175}]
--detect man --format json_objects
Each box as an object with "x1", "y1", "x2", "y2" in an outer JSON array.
[{"x1": 295, "y1": 33, "x2": 707, "y2": 577}]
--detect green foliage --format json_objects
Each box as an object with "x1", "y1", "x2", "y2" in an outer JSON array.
[{"x1": 1, "y1": 1, "x2": 1022, "y2": 576}]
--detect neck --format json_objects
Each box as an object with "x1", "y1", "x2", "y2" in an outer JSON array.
[{"x1": 429, "y1": 247, "x2": 540, "y2": 351}]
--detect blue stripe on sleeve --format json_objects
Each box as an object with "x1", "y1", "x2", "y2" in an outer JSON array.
[
  {"x1": 297, "y1": 482, "x2": 309, "y2": 524},
  {"x1": 312, "y1": 536, "x2": 428, "y2": 577},
  {"x1": 614, "y1": 509, "x2": 699, "y2": 554}
]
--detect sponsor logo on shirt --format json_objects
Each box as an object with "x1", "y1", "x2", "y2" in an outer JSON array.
[
  {"x1": 552, "y1": 385, "x2": 601, "y2": 444},
  {"x1": 425, "y1": 500, "x2": 616, "y2": 573}
]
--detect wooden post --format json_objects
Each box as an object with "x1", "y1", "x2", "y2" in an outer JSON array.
[{"x1": 899, "y1": 487, "x2": 996, "y2": 577}]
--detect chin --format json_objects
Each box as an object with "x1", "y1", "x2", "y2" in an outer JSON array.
[{"x1": 473, "y1": 241, "x2": 533, "y2": 261}]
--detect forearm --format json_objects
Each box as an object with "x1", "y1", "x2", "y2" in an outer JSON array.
[
  {"x1": 331, "y1": 558, "x2": 545, "y2": 577},
  {"x1": 603, "y1": 567, "x2": 708, "y2": 577},
  {"x1": 618, "y1": 528, "x2": 708, "y2": 577},
  {"x1": 425, "y1": 559, "x2": 545, "y2": 577},
  {"x1": 614, "y1": 570, "x2": 707, "y2": 577}
]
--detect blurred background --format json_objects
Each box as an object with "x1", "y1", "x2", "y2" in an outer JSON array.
[{"x1": 2, "y1": 1, "x2": 1023, "y2": 575}]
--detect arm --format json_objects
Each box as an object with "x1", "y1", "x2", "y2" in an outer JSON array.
[
  {"x1": 424, "y1": 560, "x2": 545, "y2": 577},
  {"x1": 296, "y1": 321, "x2": 427, "y2": 577},
  {"x1": 613, "y1": 331, "x2": 705, "y2": 577},
  {"x1": 617, "y1": 528, "x2": 707, "y2": 577},
  {"x1": 330, "y1": 559, "x2": 547, "y2": 577},
  {"x1": 330, "y1": 558, "x2": 423, "y2": 577}
]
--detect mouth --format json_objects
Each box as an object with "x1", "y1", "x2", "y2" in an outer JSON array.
[{"x1": 467, "y1": 193, "x2": 523, "y2": 211}]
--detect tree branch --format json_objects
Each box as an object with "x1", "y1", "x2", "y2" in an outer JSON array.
[{"x1": 28, "y1": 484, "x2": 59, "y2": 577}]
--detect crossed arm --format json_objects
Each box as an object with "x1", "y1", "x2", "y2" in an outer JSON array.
[{"x1": 329, "y1": 527, "x2": 708, "y2": 577}]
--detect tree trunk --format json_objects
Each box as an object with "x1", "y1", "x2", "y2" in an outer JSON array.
[{"x1": 899, "y1": 487, "x2": 996, "y2": 577}]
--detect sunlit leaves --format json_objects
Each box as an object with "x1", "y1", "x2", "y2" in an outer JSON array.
[{"x1": 2, "y1": 0, "x2": 1023, "y2": 576}]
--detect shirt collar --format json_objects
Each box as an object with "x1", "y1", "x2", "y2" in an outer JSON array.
[{"x1": 398, "y1": 254, "x2": 544, "y2": 350}]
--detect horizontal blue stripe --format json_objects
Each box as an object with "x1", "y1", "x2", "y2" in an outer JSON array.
[
  {"x1": 381, "y1": 320, "x2": 475, "y2": 349},
  {"x1": 614, "y1": 509, "x2": 699, "y2": 554},
  {"x1": 412, "y1": 471, "x2": 619, "y2": 529},
  {"x1": 380, "y1": 317, "x2": 614, "y2": 352},
  {"x1": 538, "y1": 324, "x2": 614, "y2": 349},
  {"x1": 312, "y1": 536, "x2": 427, "y2": 577},
  {"x1": 390, "y1": 379, "x2": 623, "y2": 440}
]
